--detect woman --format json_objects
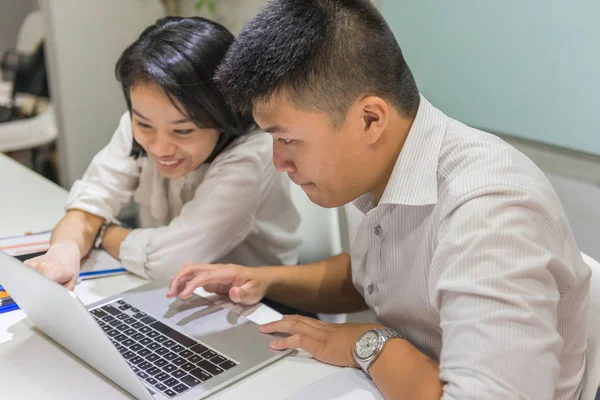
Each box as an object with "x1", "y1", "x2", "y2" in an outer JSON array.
[{"x1": 26, "y1": 17, "x2": 300, "y2": 288}]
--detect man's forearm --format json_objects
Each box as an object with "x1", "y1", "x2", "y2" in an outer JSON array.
[
  {"x1": 370, "y1": 338, "x2": 443, "y2": 399},
  {"x1": 259, "y1": 253, "x2": 368, "y2": 314}
]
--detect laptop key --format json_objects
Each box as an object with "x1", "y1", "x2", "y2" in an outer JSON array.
[
  {"x1": 189, "y1": 368, "x2": 212, "y2": 382},
  {"x1": 109, "y1": 320, "x2": 121, "y2": 327},
  {"x1": 151, "y1": 321, "x2": 196, "y2": 347},
  {"x1": 124, "y1": 328, "x2": 136, "y2": 336},
  {"x1": 122, "y1": 351, "x2": 135, "y2": 360},
  {"x1": 211, "y1": 355, "x2": 227, "y2": 364},
  {"x1": 154, "y1": 359, "x2": 168, "y2": 368},
  {"x1": 220, "y1": 360, "x2": 236, "y2": 370},
  {"x1": 146, "y1": 354, "x2": 160, "y2": 362},
  {"x1": 181, "y1": 362, "x2": 196, "y2": 372},
  {"x1": 146, "y1": 366, "x2": 161, "y2": 376},
  {"x1": 131, "y1": 307, "x2": 139, "y2": 312},
  {"x1": 164, "y1": 378, "x2": 178, "y2": 387},
  {"x1": 141, "y1": 316, "x2": 157, "y2": 324},
  {"x1": 179, "y1": 350, "x2": 194, "y2": 358},
  {"x1": 147, "y1": 331, "x2": 160, "y2": 338},
  {"x1": 116, "y1": 313, "x2": 129, "y2": 320},
  {"x1": 173, "y1": 383, "x2": 189, "y2": 393},
  {"x1": 198, "y1": 360, "x2": 224, "y2": 376},
  {"x1": 139, "y1": 338, "x2": 153, "y2": 346},
  {"x1": 115, "y1": 334, "x2": 128, "y2": 342},
  {"x1": 140, "y1": 326, "x2": 152, "y2": 334},
  {"x1": 172, "y1": 369, "x2": 186, "y2": 379},
  {"x1": 136, "y1": 371, "x2": 148, "y2": 380},
  {"x1": 181, "y1": 374, "x2": 201, "y2": 388},
  {"x1": 140, "y1": 361, "x2": 153, "y2": 371},
  {"x1": 154, "y1": 335, "x2": 168, "y2": 343},
  {"x1": 155, "y1": 382, "x2": 167, "y2": 391},
  {"x1": 155, "y1": 372, "x2": 170, "y2": 382},
  {"x1": 130, "y1": 356, "x2": 144, "y2": 365},
  {"x1": 202, "y1": 350, "x2": 217, "y2": 359},
  {"x1": 162, "y1": 364, "x2": 177, "y2": 373},
  {"x1": 188, "y1": 354, "x2": 203, "y2": 364},
  {"x1": 106, "y1": 329, "x2": 119, "y2": 337},
  {"x1": 145, "y1": 377, "x2": 158, "y2": 385},
  {"x1": 171, "y1": 344, "x2": 185, "y2": 353},
  {"x1": 132, "y1": 322, "x2": 144, "y2": 329},
  {"x1": 116, "y1": 323, "x2": 129, "y2": 331},
  {"x1": 122, "y1": 339, "x2": 136, "y2": 347},
  {"x1": 131, "y1": 333, "x2": 145, "y2": 341},
  {"x1": 129, "y1": 343, "x2": 143, "y2": 352},
  {"x1": 102, "y1": 315, "x2": 115, "y2": 322},
  {"x1": 124, "y1": 317, "x2": 137, "y2": 325},
  {"x1": 172, "y1": 357, "x2": 187, "y2": 367},
  {"x1": 118, "y1": 304, "x2": 131, "y2": 311},
  {"x1": 147, "y1": 342, "x2": 161, "y2": 351},
  {"x1": 162, "y1": 340, "x2": 176, "y2": 348},
  {"x1": 91, "y1": 309, "x2": 107, "y2": 318},
  {"x1": 163, "y1": 352, "x2": 178, "y2": 361},
  {"x1": 164, "y1": 389, "x2": 177, "y2": 398},
  {"x1": 137, "y1": 348, "x2": 151, "y2": 357},
  {"x1": 117, "y1": 300, "x2": 126, "y2": 305},
  {"x1": 133, "y1": 312, "x2": 147, "y2": 319},
  {"x1": 101, "y1": 305, "x2": 120, "y2": 316},
  {"x1": 190, "y1": 343, "x2": 208, "y2": 354},
  {"x1": 156, "y1": 347, "x2": 169, "y2": 356},
  {"x1": 102, "y1": 325, "x2": 112, "y2": 332},
  {"x1": 131, "y1": 366, "x2": 140, "y2": 374}
]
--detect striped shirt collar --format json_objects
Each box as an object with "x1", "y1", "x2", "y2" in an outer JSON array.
[{"x1": 354, "y1": 95, "x2": 446, "y2": 213}]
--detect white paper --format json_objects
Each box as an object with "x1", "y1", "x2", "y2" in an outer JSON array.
[
  {"x1": 0, "y1": 231, "x2": 127, "y2": 280},
  {"x1": 287, "y1": 367, "x2": 384, "y2": 400}
]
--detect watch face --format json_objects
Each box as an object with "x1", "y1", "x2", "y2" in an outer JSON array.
[{"x1": 355, "y1": 331, "x2": 380, "y2": 360}]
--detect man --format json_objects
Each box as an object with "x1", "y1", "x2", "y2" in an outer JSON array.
[{"x1": 167, "y1": 1, "x2": 590, "y2": 398}]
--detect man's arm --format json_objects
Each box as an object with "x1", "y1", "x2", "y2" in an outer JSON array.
[
  {"x1": 261, "y1": 253, "x2": 368, "y2": 313},
  {"x1": 168, "y1": 253, "x2": 367, "y2": 314}
]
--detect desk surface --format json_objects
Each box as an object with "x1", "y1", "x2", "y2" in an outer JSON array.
[{"x1": 0, "y1": 153, "x2": 338, "y2": 399}]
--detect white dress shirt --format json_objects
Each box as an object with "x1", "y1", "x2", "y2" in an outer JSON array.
[
  {"x1": 67, "y1": 112, "x2": 300, "y2": 279},
  {"x1": 351, "y1": 96, "x2": 590, "y2": 399}
]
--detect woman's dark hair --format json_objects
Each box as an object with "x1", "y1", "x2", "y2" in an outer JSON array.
[{"x1": 115, "y1": 17, "x2": 254, "y2": 161}]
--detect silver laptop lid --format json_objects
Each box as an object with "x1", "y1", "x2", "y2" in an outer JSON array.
[{"x1": 0, "y1": 251, "x2": 153, "y2": 400}]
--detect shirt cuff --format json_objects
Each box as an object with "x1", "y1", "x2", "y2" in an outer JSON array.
[
  {"x1": 119, "y1": 228, "x2": 156, "y2": 279},
  {"x1": 65, "y1": 180, "x2": 117, "y2": 222}
]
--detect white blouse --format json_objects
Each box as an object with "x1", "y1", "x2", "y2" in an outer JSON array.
[{"x1": 66, "y1": 112, "x2": 300, "y2": 279}]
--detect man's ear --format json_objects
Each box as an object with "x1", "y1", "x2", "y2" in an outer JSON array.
[{"x1": 357, "y1": 96, "x2": 388, "y2": 145}]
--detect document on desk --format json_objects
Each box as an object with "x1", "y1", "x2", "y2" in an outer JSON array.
[
  {"x1": 287, "y1": 367, "x2": 384, "y2": 400},
  {"x1": 0, "y1": 231, "x2": 128, "y2": 279}
]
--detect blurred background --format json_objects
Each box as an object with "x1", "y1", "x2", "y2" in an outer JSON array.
[{"x1": 0, "y1": 0, "x2": 598, "y2": 264}]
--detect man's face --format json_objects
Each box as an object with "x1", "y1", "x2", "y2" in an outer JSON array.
[{"x1": 254, "y1": 95, "x2": 379, "y2": 208}]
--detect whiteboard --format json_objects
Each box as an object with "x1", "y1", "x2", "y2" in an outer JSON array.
[{"x1": 382, "y1": 0, "x2": 600, "y2": 156}]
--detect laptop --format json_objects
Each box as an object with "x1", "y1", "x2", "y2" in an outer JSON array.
[{"x1": 0, "y1": 251, "x2": 291, "y2": 399}]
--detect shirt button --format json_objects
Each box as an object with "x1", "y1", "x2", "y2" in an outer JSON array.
[
  {"x1": 367, "y1": 284, "x2": 374, "y2": 295},
  {"x1": 374, "y1": 225, "x2": 382, "y2": 236}
]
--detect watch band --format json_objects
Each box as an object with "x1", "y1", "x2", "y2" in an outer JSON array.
[{"x1": 94, "y1": 222, "x2": 111, "y2": 249}]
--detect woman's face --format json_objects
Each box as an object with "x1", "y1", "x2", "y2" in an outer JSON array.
[{"x1": 130, "y1": 82, "x2": 220, "y2": 178}]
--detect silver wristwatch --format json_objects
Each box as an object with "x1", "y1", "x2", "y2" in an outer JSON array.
[{"x1": 354, "y1": 328, "x2": 403, "y2": 375}]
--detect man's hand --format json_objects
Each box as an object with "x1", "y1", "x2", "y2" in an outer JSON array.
[
  {"x1": 24, "y1": 240, "x2": 81, "y2": 290},
  {"x1": 260, "y1": 315, "x2": 383, "y2": 368},
  {"x1": 167, "y1": 263, "x2": 270, "y2": 304}
]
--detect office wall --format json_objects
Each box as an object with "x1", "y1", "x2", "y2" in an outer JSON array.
[
  {"x1": 40, "y1": 0, "x2": 164, "y2": 187},
  {"x1": 0, "y1": 0, "x2": 38, "y2": 56},
  {"x1": 382, "y1": 0, "x2": 600, "y2": 156}
]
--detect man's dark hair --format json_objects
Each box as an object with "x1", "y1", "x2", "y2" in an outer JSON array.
[
  {"x1": 215, "y1": 0, "x2": 420, "y2": 125},
  {"x1": 116, "y1": 17, "x2": 254, "y2": 161}
]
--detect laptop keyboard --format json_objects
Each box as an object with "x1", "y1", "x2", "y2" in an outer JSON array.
[{"x1": 90, "y1": 299, "x2": 238, "y2": 398}]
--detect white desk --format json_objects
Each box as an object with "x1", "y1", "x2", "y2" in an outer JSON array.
[{"x1": 0, "y1": 154, "x2": 339, "y2": 399}]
